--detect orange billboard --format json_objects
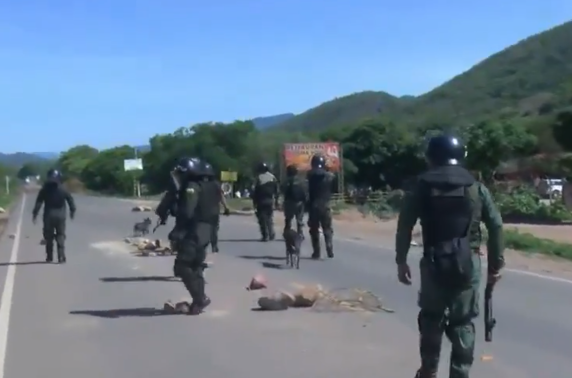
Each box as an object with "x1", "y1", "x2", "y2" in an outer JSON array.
[{"x1": 283, "y1": 142, "x2": 341, "y2": 172}]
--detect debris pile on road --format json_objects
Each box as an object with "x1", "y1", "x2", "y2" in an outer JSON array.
[
  {"x1": 163, "y1": 300, "x2": 191, "y2": 314},
  {"x1": 256, "y1": 284, "x2": 325, "y2": 311},
  {"x1": 131, "y1": 206, "x2": 153, "y2": 212},
  {"x1": 124, "y1": 237, "x2": 175, "y2": 256},
  {"x1": 311, "y1": 287, "x2": 394, "y2": 313},
  {"x1": 249, "y1": 276, "x2": 395, "y2": 313}
]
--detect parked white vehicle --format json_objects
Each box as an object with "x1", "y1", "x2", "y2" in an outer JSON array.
[{"x1": 542, "y1": 178, "x2": 564, "y2": 198}]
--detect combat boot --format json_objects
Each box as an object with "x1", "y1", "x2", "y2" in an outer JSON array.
[
  {"x1": 57, "y1": 243, "x2": 66, "y2": 263},
  {"x1": 326, "y1": 245, "x2": 334, "y2": 259},
  {"x1": 268, "y1": 223, "x2": 276, "y2": 240},
  {"x1": 310, "y1": 234, "x2": 321, "y2": 259},
  {"x1": 189, "y1": 296, "x2": 211, "y2": 315},
  {"x1": 45, "y1": 243, "x2": 54, "y2": 263},
  {"x1": 414, "y1": 369, "x2": 436, "y2": 378},
  {"x1": 325, "y1": 236, "x2": 334, "y2": 258}
]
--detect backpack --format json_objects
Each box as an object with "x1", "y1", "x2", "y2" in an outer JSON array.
[{"x1": 420, "y1": 182, "x2": 475, "y2": 287}]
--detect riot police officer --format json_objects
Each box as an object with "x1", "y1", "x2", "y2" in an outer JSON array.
[
  {"x1": 281, "y1": 164, "x2": 306, "y2": 239},
  {"x1": 306, "y1": 155, "x2": 335, "y2": 259},
  {"x1": 32, "y1": 168, "x2": 76, "y2": 263},
  {"x1": 252, "y1": 162, "x2": 279, "y2": 241},
  {"x1": 394, "y1": 134, "x2": 504, "y2": 378},
  {"x1": 155, "y1": 157, "x2": 219, "y2": 315},
  {"x1": 201, "y1": 161, "x2": 230, "y2": 253}
]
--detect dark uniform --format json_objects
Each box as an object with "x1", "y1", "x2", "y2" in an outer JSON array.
[
  {"x1": 201, "y1": 162, "x2": 230, "y2": 253},
  {"x1": 281, "y1": 164, "x2": 306, "y2": 239},
  {"x1": 252, "y1": 162, "x2": 279, "y2": 241},
  {"x1": 155, "y1": 157, "x2": 219, "y2": 315},
  {"x1": 306, "y1": 155, "x2": 335, "y2": 259},
  {"x1": 394, "y1": 135, "x2": 504, "y2": 378},
  {"x1": 32, "y1": 169, "x2": 76, "y2": 263}
]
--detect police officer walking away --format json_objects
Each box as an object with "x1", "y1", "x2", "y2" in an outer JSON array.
[
  {"x1": 306, "y1": 154, "x2": 335, "y2": 259},
  {"x1": 201, "y1": 161, "x2": 230, "y2": 253},
  {"x1": 155, "y1": 157, "x2": 218, "y2": 315},
  {"x1": 252, "y1": 162, "x2": 279, "y2": 241},
  {"x1": 394, "y1": 134, "x2": 504, "y2": 378},
  {"x1": 282, "y1": 164, "x2": 306, "y2": 239},
  {"x1": 32, "y1": 168, "x2": 76, "y2": 263}
]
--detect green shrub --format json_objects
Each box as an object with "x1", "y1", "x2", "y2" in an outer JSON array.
[{"x1": 493, "y1": 185, "x2": 572, "y2": 223}]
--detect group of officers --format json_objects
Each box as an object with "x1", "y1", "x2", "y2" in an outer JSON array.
[{"x1": 31, "y1": 133, "x2": 504, "y2": 378}]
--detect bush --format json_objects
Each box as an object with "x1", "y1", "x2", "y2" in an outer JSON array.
[
  {"x1": 493, "y1": 185, "x2": 572, "y2": 223},
  {"x1": 63, "y1": 177, "x2": 86, "y2": 193},
  {"x1": 358, "y1": 190, "x2": 405, "y2": 219}
]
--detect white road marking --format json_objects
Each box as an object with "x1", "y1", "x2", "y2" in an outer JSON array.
[{"x1": 0, "y1": 195, "x2": 26, "y2": 378}]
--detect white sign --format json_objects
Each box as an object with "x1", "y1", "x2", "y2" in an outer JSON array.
[{"x1": 124, "y1": 158, "x2": 143, "y2": 171}]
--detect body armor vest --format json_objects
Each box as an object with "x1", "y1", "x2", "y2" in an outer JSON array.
[
  {"x1": 307, "y1": 169, "x2": 333, "y2": 206},
  {"x1": 418, "y1": 166, "x2": 476, "y2": 287}
]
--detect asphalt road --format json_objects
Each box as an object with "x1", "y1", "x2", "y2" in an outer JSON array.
[{"x1": 0, "y1": 194, "x2": 571, "y2": 378}]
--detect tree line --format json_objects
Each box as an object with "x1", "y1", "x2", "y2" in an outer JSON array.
[{"x1": 15, "y1": 108, "x2": 572, "y2": 197}]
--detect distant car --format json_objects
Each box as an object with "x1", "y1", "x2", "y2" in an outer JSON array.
[{"x1": 542, "y1": 178, "x2": 564, "y2": 198}]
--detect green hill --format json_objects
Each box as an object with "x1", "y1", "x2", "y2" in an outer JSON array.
[
  {"x1": 274, "y1": 91, "x2": 410, "y2": 132},
  {"x1": 273, "y1": 20, "x2": 572, "y2": 132}
]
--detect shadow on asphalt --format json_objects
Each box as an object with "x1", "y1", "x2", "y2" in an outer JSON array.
[
  {"x1": 220, "y1": 238, "x2": 284, "y2": 242},
  {"x1": 239, "y1": 254, "x2": 317, "y2": 262},
  {"x1": 0, "y1": 261, "x2": 51, "y2": 266},
  {"x1": 219, "y1": 238, "x2": 261, "y2": 242},
  {"x1": 261, "y1": 261, "x2": 289, "y2": 270},
  {"x1": 100, "y1": 276, "x2": 178, "y2": 283},
  {"x1": 70, "y1": 308, "x2": 176, "y2": 318},
  {"x1": 238, "y1": 254, "x2": 285, "y2": 261}
]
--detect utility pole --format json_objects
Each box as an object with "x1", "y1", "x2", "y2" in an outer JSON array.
[
  {"x1": 133, "y1": 147, "x2": 141, "y2": 197},
  {"x1": 5, "y1": 176, "x2": 9, "y2": 195}
]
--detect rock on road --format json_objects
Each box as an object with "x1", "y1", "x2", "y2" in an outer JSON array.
[{"x1": 0, "y1": 194, "x2": 571, "y2": 378}]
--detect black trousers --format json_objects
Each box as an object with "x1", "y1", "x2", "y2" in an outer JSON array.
[
  {"x1": 255, "y1": 203, "x2": 274, "y2": 238},
  {"x1": 43, "y1": 215, "x2": 66, "y2": 259},
  {"x1": 172, "y1": 222, "x2": 211, "y2": 304}
]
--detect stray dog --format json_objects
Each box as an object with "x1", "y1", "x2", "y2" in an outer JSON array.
[
  {"x1": 133, "y1": 217, "x2": 152, "y2": 236},
  {"x1": 283, "y1": 228, "x2": 302, "y2": 269}
]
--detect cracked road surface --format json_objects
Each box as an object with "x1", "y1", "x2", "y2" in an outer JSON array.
[{"x1": 0, "y1": 194, "x2": 570, "y2": 378}]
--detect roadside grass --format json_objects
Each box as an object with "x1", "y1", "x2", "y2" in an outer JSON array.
[
  {"x1": 226, "y1": 198, "x2": 253, "y2": 211},
  {"x1": 0, "y1": 192, "x2": 15, "y2": 210},
  {"x1": 504, "y1": 229, "x2": 572, "y2": 260}
]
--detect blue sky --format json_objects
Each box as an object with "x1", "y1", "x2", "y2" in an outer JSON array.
[{"x1": 0, "y1": 0, "x2": 570, "y2": 153}]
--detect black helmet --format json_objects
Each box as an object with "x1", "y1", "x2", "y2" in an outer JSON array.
[
  {"x1": 46, "y1": 168, "x2": 61, "y2": 182},
  {"x1": 286, "y1": 164, "x2": 298, "y2": 177},
  {"x1": 425, "y1": 134, "x2": 466, "y2": 166},
  {"x1": 257, "y1": 162, "x2": 269, "y2": 173},
  {"x1": 201, "y1": 161, "x2": 215, "y2": 177},
  {"x1": 174, "y1": 157, "x2": 202, "y2": 176},
  {"x1": 310, "y1": 154, "x2": 326, "y2": 169}
]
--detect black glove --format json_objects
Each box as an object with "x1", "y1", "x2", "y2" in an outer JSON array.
[
  {"x1": 70, "y1": 212, "x2": 75, "y2": 220},
  {"x1": 223, "y1": 208, "x2": 230, "y2": 216}
]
